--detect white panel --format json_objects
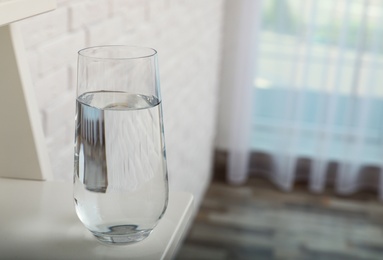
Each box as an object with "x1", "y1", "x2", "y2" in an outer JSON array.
[{"x1": 0, "y1": 23, "x2": 52, "y2": 180}]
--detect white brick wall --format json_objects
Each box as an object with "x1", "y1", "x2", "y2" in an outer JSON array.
[{"x1": 17, "y1": 0, "x2": 224, "y2": 207}]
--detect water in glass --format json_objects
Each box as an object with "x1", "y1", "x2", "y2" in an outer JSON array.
[{"x1": 74, "y1": 91, "x2": 168, "y2": 244}]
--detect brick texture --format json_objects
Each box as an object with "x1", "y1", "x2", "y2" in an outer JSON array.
[{"x1": 17, "y1": 0, "x2": 225, "y2": 207}]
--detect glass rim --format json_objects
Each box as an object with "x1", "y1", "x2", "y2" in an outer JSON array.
[{"x1": 78, "y1": 45, "x2": 157, "y2": 60}]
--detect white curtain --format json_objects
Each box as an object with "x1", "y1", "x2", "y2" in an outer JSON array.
[
  {"x1": 225, "y1": 0, "x2": 261, "y2": 184},
  {"x1": 224, "y1": 0, "x2": 383, "y2": 199}
]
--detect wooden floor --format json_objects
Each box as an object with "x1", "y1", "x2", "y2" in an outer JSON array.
[{"x1": 175, "y1": 176, "x2": 383, "y2": 260}]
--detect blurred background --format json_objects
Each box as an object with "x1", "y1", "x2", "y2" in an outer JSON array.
[{"x1": 18, "y1": 0, "x2": 383, "y2": 259}]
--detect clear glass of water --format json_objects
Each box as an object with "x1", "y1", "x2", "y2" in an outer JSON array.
[{"x1": 74, "y1": 46, "x2": 169, "y2": 245}]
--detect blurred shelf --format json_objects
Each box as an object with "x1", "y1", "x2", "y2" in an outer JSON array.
[{"x1": 0, "y1": 0, "x2": 55, "y2": 26}]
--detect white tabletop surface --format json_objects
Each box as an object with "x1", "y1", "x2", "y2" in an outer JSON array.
[{"x1": 0, "y1": 178, "x2": 194, "y2": 260}]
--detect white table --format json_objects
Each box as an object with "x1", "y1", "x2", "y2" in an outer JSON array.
[{"x1": 0, "y1": 178, "x2": 194, "y2": 260}]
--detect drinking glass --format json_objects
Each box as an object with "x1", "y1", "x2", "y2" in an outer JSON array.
[{"x1": 73, "y1": 45, "x2": 169, "y2": 244}]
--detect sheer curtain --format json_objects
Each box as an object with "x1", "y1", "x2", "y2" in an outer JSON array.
[{"x1": 222, "y1": 0, "x2": 383, "y2": 199}]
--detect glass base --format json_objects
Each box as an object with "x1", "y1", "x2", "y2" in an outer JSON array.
[{"x1": 92, "y1": 225, "x2": 152, "y2": 245}]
